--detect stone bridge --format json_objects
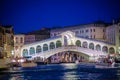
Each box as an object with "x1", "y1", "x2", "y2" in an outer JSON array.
[{"x1": 21, "y1": 31, "x2": 116, "y2": 61}]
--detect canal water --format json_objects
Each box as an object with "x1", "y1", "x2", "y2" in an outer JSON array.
[{"x1": 0, "y1": 63, "x2": 120, "y2": 80}]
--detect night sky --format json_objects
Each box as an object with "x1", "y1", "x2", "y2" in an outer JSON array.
[{"x1": 0, "y1": 0, "x2": 120, "y2": 33}]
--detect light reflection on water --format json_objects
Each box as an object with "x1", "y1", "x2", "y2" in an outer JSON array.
[{"x1": 0, "y1": 63, "x2": 120, "y2": 80}]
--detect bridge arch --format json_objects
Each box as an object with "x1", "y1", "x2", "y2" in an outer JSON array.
[
  {"x1": 36, "y1": 45, "x2": 42, "y2": 53},
  {"x1": 43, "y1": 44, "x2": 48, "y2": 51},
  {"x1": 89, "y1": 43, "x2": 94, "y2": 50},
  {"x1": 22, "y1": 49, "x2": 28, "y2": 57},
  {"x1": 61, "y1": 31, "x2": 75, "y2": 45},
  {"x1": 49, "y1": 42, "x2": 55, "y2": 49},
  {"x1": 29, "y1": 47, "x2": 35, "y2": 55},
  {"x1": 56, "y1": 40, "x2": 62, "y2": 48},
  {"x1": 102, "y1": 46, "x2": 108, "y2": 53},
  {"x1": 75, "y1": 40, "x2": 81, "y2": 47},
  {"x1": 109, "y1": 47, "x2": 115, "y2": 54},
  {"x1": 82, "y1": 41, "x2": 88, "y2": 48},
  {"x1": 96, "y1": 44, "x2": 101, "y2": 51},
  {"x1": 47, "y1": 51, "x2": 90, "y2": 63}
]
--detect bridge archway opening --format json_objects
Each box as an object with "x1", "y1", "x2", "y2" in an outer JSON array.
[
  {"x1": 46, "y1": 51, "x2": 89, "y2": 64},
  {"x1": 62, "y1": 31, "x2": 75, "y2": 46}
]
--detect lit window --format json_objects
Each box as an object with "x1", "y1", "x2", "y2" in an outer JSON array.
[
  {"x1": 16, "y1": 37, "x2": 18, "y2": 43},
  {"x1": 20, "y1": 37, "x2": 23, "y2": 43}
]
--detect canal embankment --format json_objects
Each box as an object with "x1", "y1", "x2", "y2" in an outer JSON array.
[{"x1": 0, "y1": 58, "x2": 11, "y2": 71}]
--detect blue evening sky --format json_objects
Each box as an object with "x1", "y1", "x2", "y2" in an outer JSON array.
[{"x1": 0, "y1": 0, "x2": 120, "y2": 33}]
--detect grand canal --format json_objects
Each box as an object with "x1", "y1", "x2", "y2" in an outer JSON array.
[{"x1": 0, "y1": 63, "x2": 120, "y2": 80}]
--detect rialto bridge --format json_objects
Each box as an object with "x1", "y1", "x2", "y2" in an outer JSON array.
[{"x1": 21, "y1": 31, "x2": 116, "y2": 61}]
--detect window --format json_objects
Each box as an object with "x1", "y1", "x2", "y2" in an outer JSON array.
[
  {"x1": 0, "y1": 35, "x2": 2, "y2": 40},
  {"x1": 91, "y1": 35, "x2": 92, "y2": 38},
  {"x1": 75, "y1": 31, "x2": 79, "y2": 34},
  {"x1": 20, "y1": 37, "x2": 23, "y2": 43},
  {"x1": 86, "y1": 29, "x2": 89, "y2": 32},
  {"x1": 82, "y1": 30, "x2": 84, "y2": 33},
  {"x1": 85, "y1": 36, "x2": 88, "y2": 38},
  {"x1": 56, "y1": 40, "x2": 62, "y2": 48},
  {"x1": 103, "y1": 29, "x2": 105, "y2": 32},
  {"x1": 50, "y1": 42, "x2": 55, "y2": 49},
  {"x1": 94, "y1": 35, "x2": 95, "y2": 38},
  {"x1": 80, "y1": 30, "x2": 81, "y2": 33},
  {"x1": 15, "y1": 46, "x2": 18, "y2": 50},
  {"x1": 16, "y1": 37, "x2": 18, "y2": 43},
  {"x1": 54, "y1": 33, "x2": 57, "y2": 36},
  {"x1": 36, "y1": 45, "x2": 41, "y2": 53},
  {"x1": 91, "y1": 29, "x2": 92, "y2": 32}
]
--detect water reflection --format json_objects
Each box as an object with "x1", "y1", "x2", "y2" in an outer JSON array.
[{"x1": 0, "y1": 63, "x2": 120, "y2": 80}]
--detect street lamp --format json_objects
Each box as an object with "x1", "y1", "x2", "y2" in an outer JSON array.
[
  {"x1": 118, "y1": 47, "x2": 120, "y2": 54},
  {"x1": 11, "y1": 50, "x2": 14, "y2": 58}
]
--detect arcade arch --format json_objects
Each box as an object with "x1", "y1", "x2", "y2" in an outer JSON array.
[
  {"x1": 102, "y1": 46, "x2": 108, "y2": 53},
  {"x1": 43, "y1": 44, "x2": 48, "y2": 51},
  {"x1": 36, "y1": 45, "x2": 42, "y2": 53},
  {"x1": 29, "y1": 47, "x2": 35, "y2": 55},
  {"x1": 109, "y1": 47, "x2": 115, "y2": 54},
  {"x1": 96, "y1": 44, "x2": 101, "y2": 51},
  {"x1": 82, "y1": 41, "x2": 88, "y2": 48},
  {"x1": 76, "y1": 40, "x2": 81, "y2": 47},
  {"x1": 89, "y1": 43, "x2": 94, "y2": 50},
  {"x1": 56, "y1": 40, "x2": 62, "y2": 48},
  {"x1": 22, "y1": 49, "x2": 28, "y2": 57}
]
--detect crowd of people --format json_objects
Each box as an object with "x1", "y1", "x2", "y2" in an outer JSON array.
[{"x1": 95, "y1": 55, "x2": 119, "y2": 67}]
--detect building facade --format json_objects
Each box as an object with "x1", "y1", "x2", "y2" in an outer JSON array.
[
  {"x1": 0, "y1": 25, "x2": 14, "y2": 58},
  {"x1": 4, "y1": 26, "x2": 14, "y2": 58},
  {"x1": 14, "y1": 34, "x2": 25, "y2": 57},
  {"x1": 106, "y1": 22, "x2": 120, "y2": 53},
  {"x1": 50, "y1": 22, "x2": 106, "y2": 41},
  {"x1": 26, "y1": 28, "x2": 50, "y2": 42},
  {"x1": 24, "y1": 35, "x2": 35, "y2": 44},
  {"x1": 0, "y1": 26, "x2": 5, "y2": 58}
]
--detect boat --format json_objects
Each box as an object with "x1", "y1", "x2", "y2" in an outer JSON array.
[
  {"x1": 34, "y1": 61, "x2": 45, "y2": 65},
  {"x1": 21, "y1": 62, "x2": 37, "y2": 67}
]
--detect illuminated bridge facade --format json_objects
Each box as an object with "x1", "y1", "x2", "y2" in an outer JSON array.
[{"x1": 21, "y1": 31, "x2": 116, "y2": 61}]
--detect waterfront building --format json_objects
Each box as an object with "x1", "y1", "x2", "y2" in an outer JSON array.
[
  {"x1": 24, "y1": 35, "x2": 35, "y2": 44},
  {"x1": 3, "y1": 25, "x2": 14, "y2": 58},
  {"x1": 50, "y1": 21, "x2": 107, "y2": 41},
  {"x1": 13, "y1": 28, "x2": 50, "y2": 57},
  {"x1": 35, "y1": 34, "x2": 50, "y2": 41},
  {"x1": 26, "y1": 28, "x2": 50, "y2": 41},
  {"x1": 0, "y1": 26, "x2": 5, "y2": 58},
  {"x1": 14, "y1": 34, "x2": 25, "y2": 57},
  {"x1": 106, "y1": 22, "x2": 120, "y2": 53},
  {"x1": 0, "y1": 25, "x2": 14, "y2": 58}
]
